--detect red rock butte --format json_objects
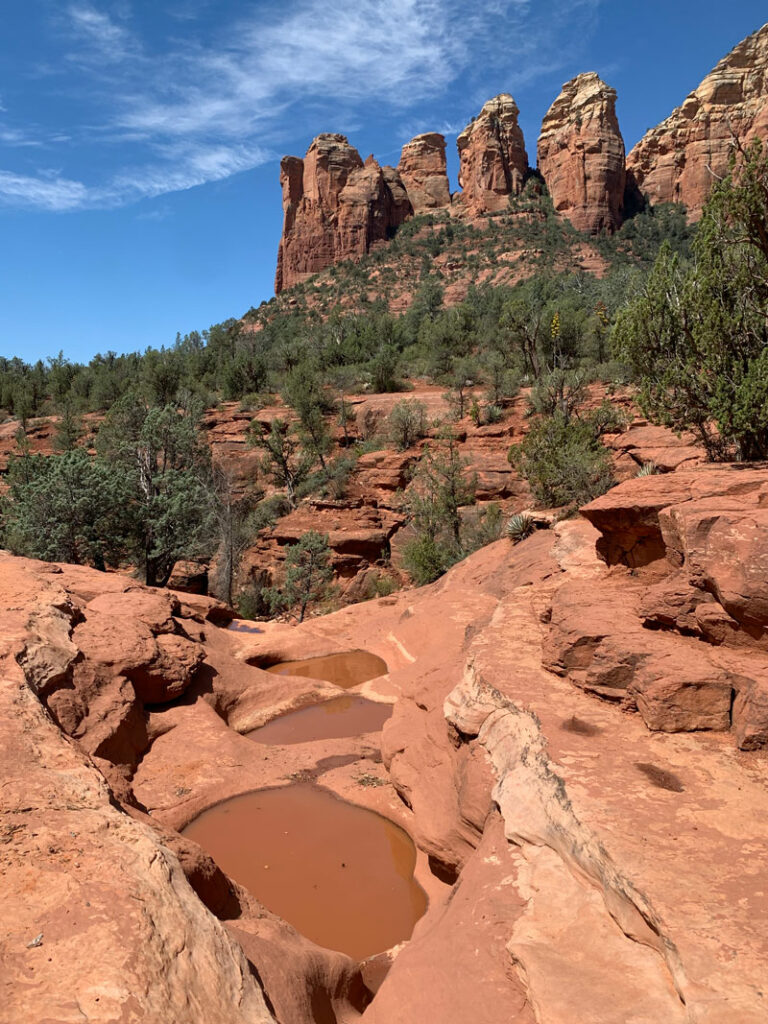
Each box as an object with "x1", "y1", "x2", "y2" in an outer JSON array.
[
  {"x1": 275, "y1": 134, "x2": 412, "y2": 293},
  {"x1": 457, "y1": 93, "x2": 529, "y2": 214},
  {"x1": 274, "y1": 22, "x2": 768, "y2": 292}
]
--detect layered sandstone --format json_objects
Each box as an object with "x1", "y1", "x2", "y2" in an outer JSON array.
[
  {"x1": 538, "y1": 72, "x2": 626, "y2": 233},
  {"x1": 627, "y1": 22, "x2": 768, "y2": 217},
  {"x1": 6, "y1": 456, "x2": 768, "y2": 1021},
  {"x1": 275, "y1": 134, "x2": 412, "y2": 292},
  {"x1": 397, "y1": 133, "x2": 451, "y2": 214},
  {"x1": 457, "y1": 94, "x2": 529, "y2": 213}
]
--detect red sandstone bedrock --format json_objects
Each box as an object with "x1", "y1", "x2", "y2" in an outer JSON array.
[{"x1": 5, "y1": 457, "x2": 768, "y2": 1021}]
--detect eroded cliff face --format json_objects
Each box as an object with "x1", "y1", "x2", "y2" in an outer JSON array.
[
  {"x1": 273, "y1": 24, "x2": 768, "y2": 291},
  {"x1": 538, "y1": 72, "x2": 626, "y2": 234},
  {"x1": 627, "y1": 22, "x2": 768, "y2": 217},
  {"x1": 275, "y1": 134, "x2": 412, "y2": 293},
  {"x1": 397, "y1": 133, "x2": 452, "y2": 215},
  {"x1": 457, "y1": 94, "x2": 529, "y2": 213}
]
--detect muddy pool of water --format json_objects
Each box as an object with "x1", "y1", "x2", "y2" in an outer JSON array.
[
  {"x1": 265, "y1": 650, "x2": 388, "y2": 689},
  {"x1": 249, "y1": 695, "x2": 393, "y2": 745},
  {"x1": 183, "y1": 784, "x2": 426, "y2": 960}
]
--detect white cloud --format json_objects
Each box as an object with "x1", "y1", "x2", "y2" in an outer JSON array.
[
  {"x1": 0, "y1": 142, "x2": 270, "y2": 211},
  {"x1": 0, "y1": 171, "x2": 88, "y2": 212},
  {"x1": 67, "y1": 3, "x2": 135, "y2": 62},
  {"x1": 0, "y1": 0, "x2": 603, "y2": 211}
]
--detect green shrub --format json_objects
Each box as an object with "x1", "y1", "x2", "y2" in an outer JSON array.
[
  {"x1": 512, "y1": 412, "x2": 614, "y2": 510},
  {"x1": 389, "y1": 400, "x2": 428, "y2": 451},
  {"x1": 402, "y1": 534, "x2": 452, "y2": 585}
]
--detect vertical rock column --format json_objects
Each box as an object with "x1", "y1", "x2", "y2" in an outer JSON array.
[
  {"x1": 537, "y1": 72, "x2": 626, "y2": 234},
  {"x1": 457, "y1": 94, "x2": 528, "y2": 214},
  {"x1": 397, "y1": 133, "x2": 452, "y2": 214},
  {"x1": 275, "y1": 134, "x2": 412, "y2": 293}
]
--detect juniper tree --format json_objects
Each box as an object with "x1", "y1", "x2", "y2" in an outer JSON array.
[{"x1": 615, "y1": 141, "x2": 768, "y2": 460}]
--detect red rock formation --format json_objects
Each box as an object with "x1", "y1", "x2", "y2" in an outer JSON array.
[
  {"x1": 538, "y1": 72, "x2": 626, "y2": 234},
  {"x1": 457, "y1": 94, "x2": 528, "y2": 213},
  {"x1": 397, "y1": 133, "x2": 451, "y2": 214},
  {"x1": 275, "y1": 134, "x2": 412, "y2": 292},
  {"x1": 626, "y1": 22, "x2": 768, "y2": 217}
]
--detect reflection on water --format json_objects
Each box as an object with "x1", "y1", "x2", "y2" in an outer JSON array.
[
  {"x1": 183, "y1": 784, "x2": 426, "y2": 960},
  {"x1": 265, "y1": 650, "x2": 387, "y2": 689},
  {"x1": 228, "y1": 621, "x2": 263, "y2": 634},
  {"x1": 249, "y1": 695, "x2": 393, "y2": 745}
]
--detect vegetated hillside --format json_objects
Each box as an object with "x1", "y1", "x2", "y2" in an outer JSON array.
[
  {"x1": 0, "y1": 190, "x2": 697, "y2": 617},
  {"x1": 262, "y1": 190, "x2": 690, "y2": 322}
]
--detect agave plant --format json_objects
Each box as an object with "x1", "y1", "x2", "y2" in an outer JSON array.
[
  {"x1": 636, "y1": 461, "x2": 659, "y2": 477},
  {"x1": 507, "y1": 512, "x2": 536, "y2": 544}
]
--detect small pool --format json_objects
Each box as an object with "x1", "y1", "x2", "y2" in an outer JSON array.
[
  {"x1": 183, "y1": 784, "x2": 426, "y2": 960},
  {"x1": 265, "y1": 650, "x2": 388, "y2": 689},
  {"x1": 249, "y1": 695, "x2": 394, "y2": 745}
]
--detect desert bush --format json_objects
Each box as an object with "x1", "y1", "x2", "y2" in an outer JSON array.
[
  {"x1": 389, "y1": 400, "x2": 428, "y2": 451},
  {"x1": 512, "y1": 412, "x2": 614, "y2": 510}
]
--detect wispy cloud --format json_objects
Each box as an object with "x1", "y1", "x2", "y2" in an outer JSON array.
[
  {"x1": 66, "y1": 3, "x2": 136, "y2": 63},
  {"x1": 0, "y1": 0, "x2": 603, "y2": 212},
  {"x1": 0, "y1": 171, "x2": 88, "y2": 212}
]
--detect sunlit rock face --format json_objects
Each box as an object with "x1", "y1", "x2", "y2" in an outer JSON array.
[
  {"x1": 457, "y1": 94, "x2": 529, "y2": 214},
  {"x1": 626, "y1": 22, "x2": 768, "y2": 218},
  {"x1": 538, "y1": 72, "x2": 626, "y2": 234},
  {"x1": 275, "y1": 134, "x2": 411, "y2": 292}
]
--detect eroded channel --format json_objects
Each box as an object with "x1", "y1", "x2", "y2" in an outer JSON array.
[
  {"x1": 249, "y1": 695, "x2": 393, "y2": 745},
  {"x1": 265, "y1": 650, "x2": 388, "y2": 689},
  {"x1": 183, "y1": 784, "x2": 426, "y2": 961}
]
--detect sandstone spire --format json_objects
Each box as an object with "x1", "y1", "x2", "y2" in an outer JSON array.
[
  {"x1": 396, "y1": 133, "x2": 451, "y2": 215},
  {"x1": 538, "y1": 72, "x2": 626, "y2": 234},
  {"x1": 457, "y1": 94, "x2": 528, "y2": 214}
]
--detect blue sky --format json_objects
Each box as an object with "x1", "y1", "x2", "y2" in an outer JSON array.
[{"x1": 1, "y1": 0, "x2": 766, "y2": 364}]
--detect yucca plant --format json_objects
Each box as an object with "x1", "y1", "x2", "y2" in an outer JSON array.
[
  {"x1": 507, "y1": 512, "x2": 536, "y2": 544},
  {"x1": 636, "y1": 461, "x2": 659, "y2": 477}
]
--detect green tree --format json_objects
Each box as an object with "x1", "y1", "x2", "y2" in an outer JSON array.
[
  {"x1": 403, "y1": 432, "x2": 477, "y2": 583},
  {"x1": 2, "y1": 448, "x2": 131, "y2": 569},
  {"x1": 248, "y1": 418, "x2": 315, "y2": 509},
  {"x1": 265, "y1": 531, "x2": 334, "y2": 622},
  {"x1": 97, "y1": 393, "x2": 214, "y2": 586},
  {"x1": 615, "y1": 142, "x2": 768, "y2": 460},
  {"x1": 53, "y1": 401, "x2": 82, "y2": 452},
  {"x1": 283, "y1": 362, "x2": 333, "y2": 472},
  {"x1": 389, "y1": 399, "x2": 428, "y2": 451},
  {"x1": 512, "y1": 411, "x2": 613, "y2": 510}
]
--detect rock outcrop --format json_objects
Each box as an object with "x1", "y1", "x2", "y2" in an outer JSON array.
[
  {"x1": 396, "y1": 133, "x2": 451, "y2": 215},
  {"x1": 626, "y1": 22, "x2": 768, "y2": 217},
  {"x1": 275, "y1": 134, "x2": 412, "y2": 292},
  {"x1": 538, "y1": 72, "x2": 626, "y2": 233},
  {"x1": 457, "y1": 94, "x2": 529, "y2": 213},
  {"x1": 6, "y1": 457, "x2": 768, "y2": 1021}
]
